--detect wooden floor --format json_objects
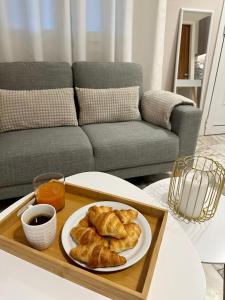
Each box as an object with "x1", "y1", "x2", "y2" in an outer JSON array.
[
  {"x1": 196, "y1": 136, "x2": 225, "y2": 298},
  {"x1": 196, "y1": 134, "x2": 225, "y2": 167}
]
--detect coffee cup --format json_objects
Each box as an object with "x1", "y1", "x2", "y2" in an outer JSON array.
[{"x1": 21, "y1": 204, "x2": 56, "y2": 250}]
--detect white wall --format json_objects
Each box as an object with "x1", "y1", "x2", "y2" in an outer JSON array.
[{"x1": 132, "y1": 0, "x2": 159, "y2": 91}]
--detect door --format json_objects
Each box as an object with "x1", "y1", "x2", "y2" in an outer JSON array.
[
  {"x1": 178, "y1": 25, "x2": 190, "y2": 79},
  {"x1": 205, "y1": 32, "x2": 225, "y2": 134}
]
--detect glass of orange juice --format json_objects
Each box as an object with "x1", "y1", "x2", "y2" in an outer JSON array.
[{"x1": 33, "y1": 173, "x2": 65, "y2": 212}]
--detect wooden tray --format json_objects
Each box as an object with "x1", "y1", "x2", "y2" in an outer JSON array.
[{"x1": 0, "y1": 183, "x2": 168, "y2": 300}]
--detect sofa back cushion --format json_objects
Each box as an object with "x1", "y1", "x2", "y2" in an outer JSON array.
[
  {"x1": 0, "y1": 62, "x2": 73, "y2": 90},
  {"x1": 72, "y1": 62, "x2": 143, "y2": 99}
]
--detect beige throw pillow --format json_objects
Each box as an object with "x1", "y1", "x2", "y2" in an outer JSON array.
[
  {"x1": 0, "y1": 88, "x2": 78, "y2": 133},
  {"x1": 76, "y1": 86, "x2": 141, "y2": 125}
]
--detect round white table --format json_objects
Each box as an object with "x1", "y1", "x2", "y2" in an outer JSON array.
[
  {"x1": 144, "y1": 178, "x2": 225, "y2": 264},
  {"x1": 0, "y1": 172, "x2": 206, "y2": 300}
]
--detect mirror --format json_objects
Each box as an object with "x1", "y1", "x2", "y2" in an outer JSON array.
[{"x1": 174, "y1": 9, "x2": 213, "y2": 106}]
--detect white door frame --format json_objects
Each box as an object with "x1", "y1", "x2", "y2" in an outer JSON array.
[{"x1": 200, "y1": 1, "x2": 225, "y2": 135}]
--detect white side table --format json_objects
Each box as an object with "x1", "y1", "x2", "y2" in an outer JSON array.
[
  {"x1": 144, "y1": 178, "x2": 225, "y2": 264},
  {"x1": 144, "y1": 178, "x2": 225, "y2": 300}
]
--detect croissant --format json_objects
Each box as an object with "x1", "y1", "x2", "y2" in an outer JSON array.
[
  {"x1": 114, "y1": 209, "x2": 138, "y2": 224},
  {"x1": 89, "y1": 210, "x2": 127, "y2": 239},
  {"x1": 77, "y1": 215, "x2": 90, "y2": 227},
  {"x1": 70, "y1": 226, "x2": 108, "y2": 247},
  {"x1": 110, "y1": 223, "x2": 141, "y2": 252},
  {"x1": 70, "y1": 242, "x2": 126, "y2": 268},
  {"x1": 88, "y1": 205, "x2": 113, "y2": 215}
]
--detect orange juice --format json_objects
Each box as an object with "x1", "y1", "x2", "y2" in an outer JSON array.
[{"x1": 36, "y1": 181, "x2": 65, "y2": 211}]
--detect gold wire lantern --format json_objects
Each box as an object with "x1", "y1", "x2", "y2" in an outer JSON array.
[{"x1": 168, "y1": 156, "x2": 225, "y2": 223}]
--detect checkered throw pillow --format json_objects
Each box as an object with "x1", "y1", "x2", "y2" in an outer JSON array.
[
  {"x1": 0, "y1": 88, "x2": 78, "y2": 133},
  {"x1": 76, "y1": 86, "x2": 141, "y2": 125}
]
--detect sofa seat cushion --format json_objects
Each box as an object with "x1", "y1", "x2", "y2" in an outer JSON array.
[
  {"x1": 82, "y1": 121, "x2": 179, "y2": 171},
  {"x1": 0, "y1": 127, "x2": 94, "y2": 187}
]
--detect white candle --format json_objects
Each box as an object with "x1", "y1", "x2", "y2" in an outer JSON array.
[{"x1": 178, "y1": 171, "x2": 208, "y2": 219}]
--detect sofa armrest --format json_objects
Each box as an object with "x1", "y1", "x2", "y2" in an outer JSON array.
[
  {"x1": 141, "y1": 90, "x2": 195, "y2": 130},
  {"x1": 170, "y1": 105, "x2": 202, "y2": 156}
]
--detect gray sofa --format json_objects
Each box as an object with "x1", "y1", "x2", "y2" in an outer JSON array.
[{"x1": 0, "y1": 62, "x2": 201, "y2": 200}]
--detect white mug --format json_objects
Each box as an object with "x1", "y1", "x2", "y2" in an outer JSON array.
[{"x1": 21, "y1": 204, "x2": 56, "y2": 250}]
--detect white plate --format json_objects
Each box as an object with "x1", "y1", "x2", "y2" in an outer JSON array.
[{"x1": 61, "y1": 201, "x2": 152, "y2": 272}]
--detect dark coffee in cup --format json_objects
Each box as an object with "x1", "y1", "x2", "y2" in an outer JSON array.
[{"x1": 28, "y1": 215, "x2": 51, "y2": 226}]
